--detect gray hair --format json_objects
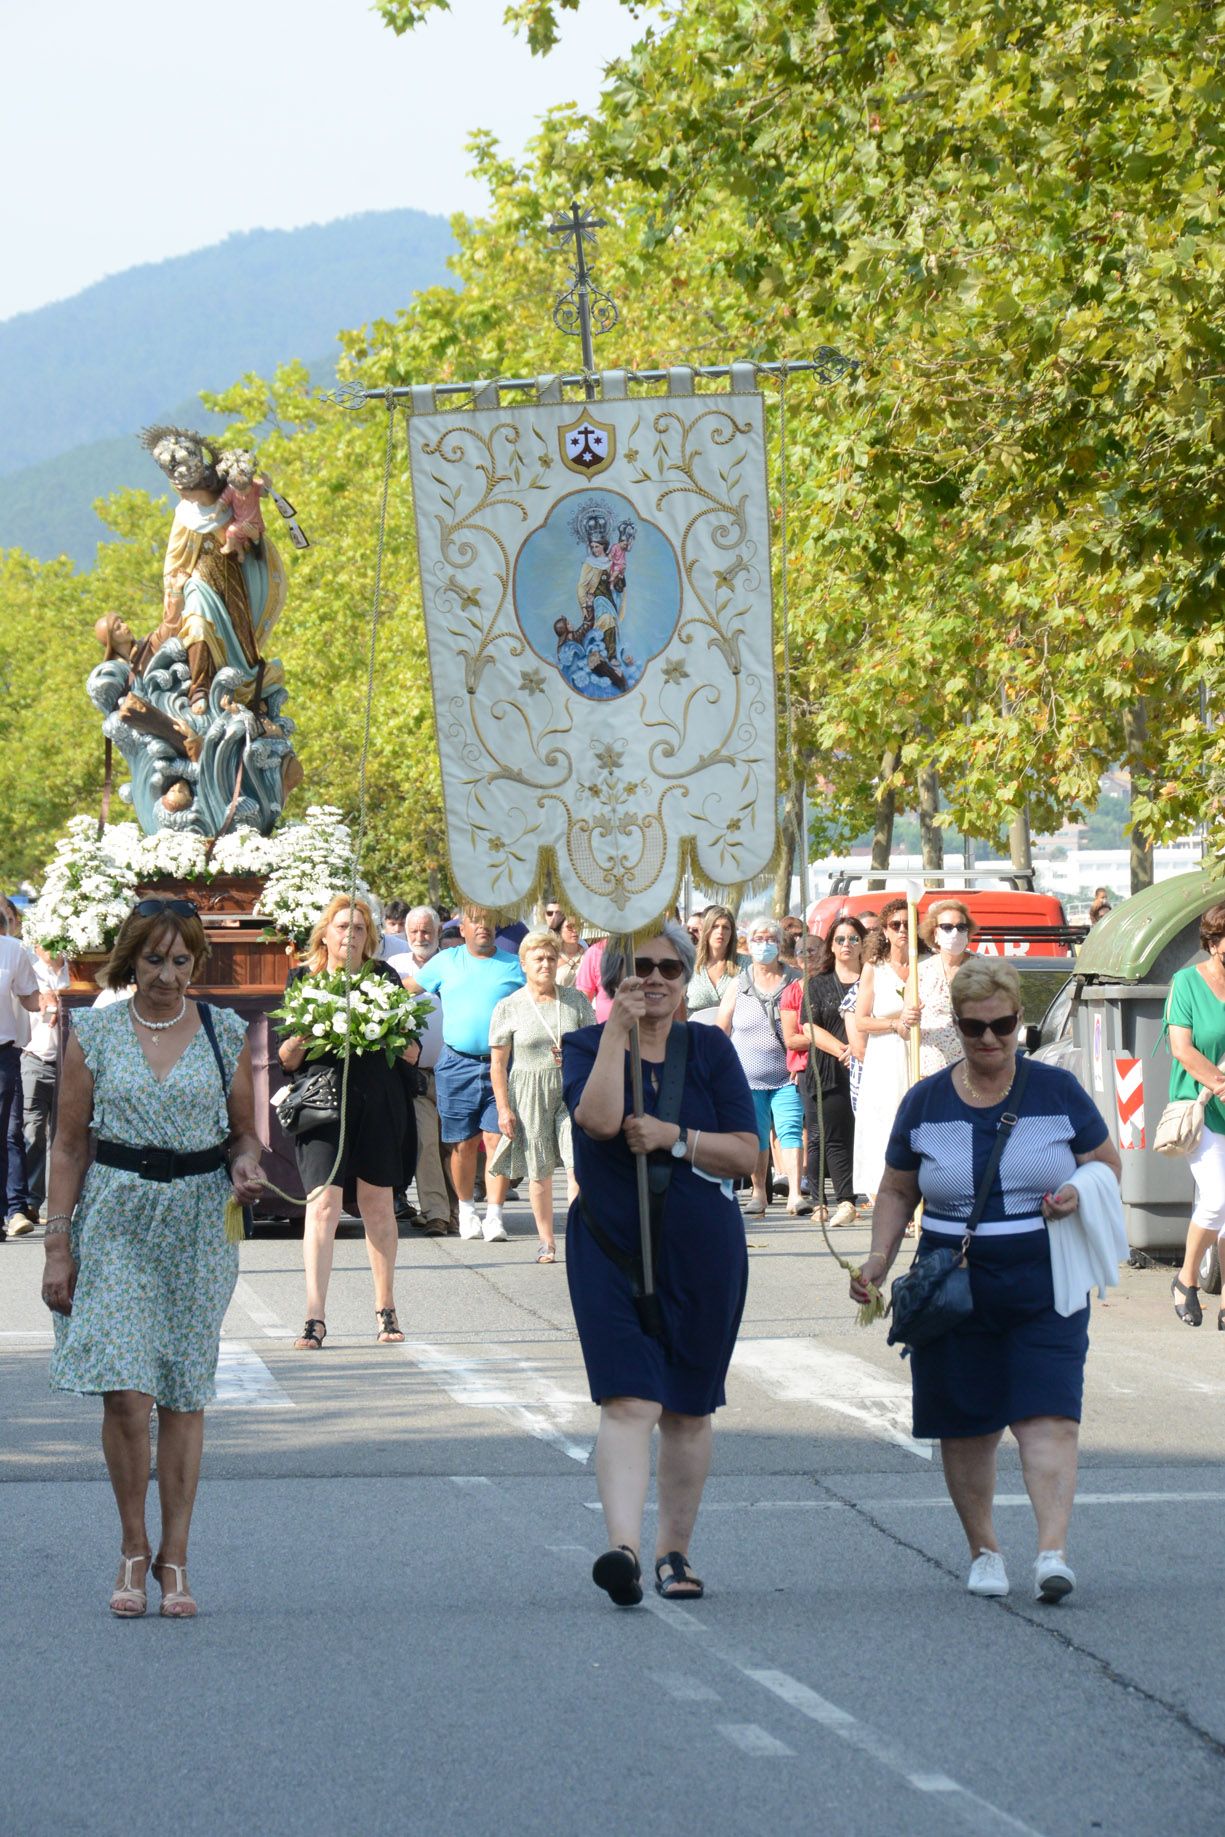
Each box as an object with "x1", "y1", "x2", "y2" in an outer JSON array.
[
  {"x1": 406, "y1": 906, "x2": 438, "y2": 931},
  {"x1": 599, "y1": 921, "x2": 696, "y2": 998},
  {"x1": 744, "y1": 914, "x2": 783, "y2": 945}
]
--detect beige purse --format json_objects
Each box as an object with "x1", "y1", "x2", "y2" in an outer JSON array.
[{"x1": 1153, "y1": 1055, "x2": 1225, "y2": 1157}]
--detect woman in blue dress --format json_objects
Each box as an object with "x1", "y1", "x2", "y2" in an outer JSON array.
[
  {"x1": 849, "y1": 958, "x2": 1120, "y2": 1606},
  {"x1": 563, "y1": 924, "x2": 757, "y2": 1607}
]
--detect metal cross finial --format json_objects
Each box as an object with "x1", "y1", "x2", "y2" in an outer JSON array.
[{"x1": 547, "y1": 200, "x2": 619, "y2": 393}]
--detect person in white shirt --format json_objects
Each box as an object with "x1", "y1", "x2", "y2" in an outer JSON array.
[
  {"x1": 21, "y1": 946, "x2": 69, "y2": 1225},
  {"x1": 0, "y1": 924, "x2": 46, "y2": 1237},
  {"x1": 395, "y1": 906, "x2": 456, "y2": 1235}
]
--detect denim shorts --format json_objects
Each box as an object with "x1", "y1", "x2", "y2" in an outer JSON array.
[{"x1": 435, "y1": 1045, "x2": 500, "y2": 1143}]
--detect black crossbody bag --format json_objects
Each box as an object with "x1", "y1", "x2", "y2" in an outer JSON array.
[
  {"x1": 579, "y1": 1022, "x2": 690, "y2": 1346},
  {"x1": 887, "y1": 1057, "x2": 1030, "y2": 1355}
]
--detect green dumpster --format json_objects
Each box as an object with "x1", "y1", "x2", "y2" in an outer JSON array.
[{"x1": 1070, "y1": 870, "x2": 1225, "y2": 1252}]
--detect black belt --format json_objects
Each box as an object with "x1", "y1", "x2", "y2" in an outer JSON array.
[
  {"x1": 95, "y1": 1139, "x2": 228, "y2": 1183},
  {"x1": 449, "y1": 1048, "x2": 491, "y2": 1062}
]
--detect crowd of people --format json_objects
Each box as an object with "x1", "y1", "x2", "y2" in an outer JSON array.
[{"x1": 11, "y1": 879, "x2": 1220, "y2": 1620}]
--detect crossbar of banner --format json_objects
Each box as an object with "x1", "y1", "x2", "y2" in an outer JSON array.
[{"x1": 327, "y1": 352, "x2": 858, "y2": 410}]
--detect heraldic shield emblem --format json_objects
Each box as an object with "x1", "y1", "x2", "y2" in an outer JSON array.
[{"x1": 558, "y1": 411, "x2": 616, "y2": 477}]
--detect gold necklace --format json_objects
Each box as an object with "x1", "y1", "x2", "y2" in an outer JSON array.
[{"x1": 959, "y1": 1058, "x2": 1016, "y2": 1104}]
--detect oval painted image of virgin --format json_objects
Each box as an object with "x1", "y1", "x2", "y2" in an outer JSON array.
[{"x1": 513, "y1": 490, "x2": 682, "y2": 701}]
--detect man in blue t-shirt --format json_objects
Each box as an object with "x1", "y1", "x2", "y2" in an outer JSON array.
[{"x1": 405, "y1": 905, "x2": 525, "y2": 1241}]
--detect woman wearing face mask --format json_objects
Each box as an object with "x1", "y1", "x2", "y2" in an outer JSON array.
[
  {"x1": 716, "y1": 918, "x2": 802, "y2": 1216},
  {"x1": 917, "y1": 900, "x2": 977, "y2": 1075},
  {"x1": 851, "y1": 896, "x2": 919, "y2": 1205}
]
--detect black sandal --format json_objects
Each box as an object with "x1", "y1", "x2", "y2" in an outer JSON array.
[
  {"x1": 375, "y1": 1308, "x2": 404, "y2": 1343},
  {"x1": 294, "y1": 1318, "x2": 326, "y2": 1350},
  {"x1": 654, "y1": 1551, "x2": 705, "y2": 1600},
  {"x1": 592, "y1": 1545, "x2": 642, "y2": 1607},
  {"x1": 1171, "y1": 1277, "x2": 1203, "y2": 1326}
]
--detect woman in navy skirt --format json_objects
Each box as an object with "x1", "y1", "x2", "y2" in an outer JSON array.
[
  {"x1": 850, "y1": 959, "x2": 1120, "y2": 1605},
  {"x1": 563, "y1": 924, "x2": 758, "y2": 1607}
]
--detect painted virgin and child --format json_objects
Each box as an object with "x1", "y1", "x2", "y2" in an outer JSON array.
[{"x1": 555, "y1": 517, "x2": 642, "y2": 700}]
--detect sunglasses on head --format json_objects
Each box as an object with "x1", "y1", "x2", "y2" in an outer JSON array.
[
  {"x1": 954, "y1": 1012, "x2": 1019, "y2": 1039},
  {"x1": 133, "y1": 898, "x2": 199, "y2": 921},
  {"x1": 633, "y1": 956, "x2": 686, "y2": 981}
]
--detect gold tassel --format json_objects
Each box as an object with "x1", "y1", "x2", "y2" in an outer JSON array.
[{"x1": 223, "y1": 1196, "x2": 246, "y2": 1244}]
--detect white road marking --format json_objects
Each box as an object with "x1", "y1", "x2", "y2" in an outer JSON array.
[
  {"x1": 717, "y1": 1723, "x2": 795, "y2": 1757},
  {"x1": 232, "y1": 1278, "x2": 295, "y2": 1339},
  {"x1": 451, "y1": 1475, "x2": 494, "y2": 1489},
  {"x1": 746, "y1": 1670, "x2": 1043, "y2": 1835},
  {"x1": 731, "y1": 1339, "x2": 933, "y2": 1459},
  {"x1": 406, "y1": 1342, "x2": 594, "y2": 1463},
  {"x1": 212, "y1": 1340, "x2": 294, "y2": 1409},
  {"x1": 0, "y1": 1330, "x2": 53, "y2": 1345}
]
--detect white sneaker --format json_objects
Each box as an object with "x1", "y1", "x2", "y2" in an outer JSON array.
[
  {"x1": 966, "y1": 1550, "x2": 1009, "y2": 1597},
  {"x1": 828, "y1": 1200, "x2": 858, "y2": 1230},
  {"x1": 482, "y1": 1208, "x2": 509, "y2": 1243},
  {"x1": 6, "y1": 1211, "x2": 36, "y2": 1237},
  {"x1": 1033, "y1": 1550, "x2": 1075, "y2": 1603},
  {"x1": 457, "y1": 1203, "x2": 482, "y2": 1239}
]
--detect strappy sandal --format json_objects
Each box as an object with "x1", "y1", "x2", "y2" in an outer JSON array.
[
  {"x1": 152, "y1": 1559, "x2": 197, "y2": 1619},
  {"x1": 109, "y1": 1550, "x2": 149, "y2": 1618},
  {"x1": 536, "y1": 1245, "x2": 556, "y2": 1263},
  {"x1": 592, "y1": 1545, "x2": 643, "y2": 1607},
  {"x1": 294, "y1": 1318, "x2": 326, "y2": 1350},
  {"x1": 375, "y1": 1307, "x2": 404, "y2": 1343},
  {"x1": 1171, "y1": 1277, "x2": 1203, "y2": 1326},
  {"x1": 654, "y1": 1550, "x2": 705, "y2": 1600}
]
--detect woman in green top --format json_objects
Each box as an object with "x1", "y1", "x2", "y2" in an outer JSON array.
[
  {"x1": 685, "y1": 906, "x2": 743, "y2": 1015},
  {"x1": 1165, "y1": 901, "x2": 1225, "y2": 1328}
]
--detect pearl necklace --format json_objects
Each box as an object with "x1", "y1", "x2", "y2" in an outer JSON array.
[{"x1": 131, "y1": 995, "x2": 188, "y2": 1032}]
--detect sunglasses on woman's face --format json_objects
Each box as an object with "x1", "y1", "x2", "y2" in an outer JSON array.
[
  {"x1": 936, "y1": 922, "x2": 970, "y2": 936},
  {"x1": 134, "y1": 898, "x2": 199, "y2": 920},
  {"x1": 954, "y1": 1012, "x2": 1020, "y2": 1039},
  {"x1": 633, "y1": 956, "x2": 686, "y2": 981},
  {"x1": 832, "y1": 933, "x2": 860, "y2": 947},
  {"x1": 886, "y1": 919, "x2": 908, "y2": 934}
]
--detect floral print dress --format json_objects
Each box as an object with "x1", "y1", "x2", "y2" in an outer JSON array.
[{"x1": 50, "y1": 1001, "x2": 247, "y2": 1412}]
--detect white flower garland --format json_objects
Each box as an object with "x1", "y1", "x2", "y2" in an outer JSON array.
[{"x1": 28, "y1": 807, "x2": 374, "y2": 956}]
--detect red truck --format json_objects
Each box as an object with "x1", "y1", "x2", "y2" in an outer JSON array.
[{"x1": 806, "y1": 870, "x2": 1085, "y2": 960}]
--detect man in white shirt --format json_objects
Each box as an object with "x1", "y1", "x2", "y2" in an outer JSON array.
[
  {"x1": 394, "y1": 906, "x2": 456, "y2": 1235},
  {"x1": 20, "y1": 947, "x2": 69, "y2": 1227},
  {"x1": 0, "y1": 927, "x2": 46, "y2": 1238}
]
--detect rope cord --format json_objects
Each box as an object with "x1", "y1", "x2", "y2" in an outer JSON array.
[{"x1": 256, "y1": 395, "x2": 399, "y2": 1208}]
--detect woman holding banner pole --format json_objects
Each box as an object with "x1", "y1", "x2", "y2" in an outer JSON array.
[{"x1": 563, "y1": 924, "x2": 757, "y2": 1608}]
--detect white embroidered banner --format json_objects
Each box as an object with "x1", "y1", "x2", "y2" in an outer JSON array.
[{"x1": 408, "y1": 381, "x2": 778, "y2": 932}]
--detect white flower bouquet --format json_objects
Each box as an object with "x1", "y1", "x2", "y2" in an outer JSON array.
[
  {"x1": 255, "y1": 806, "x2": 375, "y2": 947},
  {"x1": 272, "y1": 969, "x2": 433, "y2": 1067},
  {"x1": 28, "y1": 818, "x2": 139, "y2": 956}
]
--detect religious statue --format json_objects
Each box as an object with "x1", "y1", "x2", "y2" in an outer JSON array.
[{"x1": 85, "y1": 426, "x2": 304, "y2": 837}]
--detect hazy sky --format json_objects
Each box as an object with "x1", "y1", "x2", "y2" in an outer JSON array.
[{"x1": 0, "y1": 0, "x2": 644, "y2": 322}]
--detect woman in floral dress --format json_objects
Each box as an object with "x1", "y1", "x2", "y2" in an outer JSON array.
[
  {"x1": 489, "y1": 930, "x2": 594, "y2": 1261},
  {"x1": 40, "y1": 900, "x2": 264, "y2": 1619}
]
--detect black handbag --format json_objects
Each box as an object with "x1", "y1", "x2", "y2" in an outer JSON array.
[
  {"x1": 272, "y1": 1063, "x2": 341, "y2": 1136},
  {"x1": 886, "y1": 1057, "x2": 1030, "y2": 1355}
]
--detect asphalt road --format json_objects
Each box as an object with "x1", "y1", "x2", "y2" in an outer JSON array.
[{"x1": 3, "y1": 1196, "x2": 1223, "y2": 1837}]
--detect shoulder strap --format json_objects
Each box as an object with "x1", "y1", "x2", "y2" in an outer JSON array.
[
  {"x1": 648, "y1": 1023, "x2": 690, "y2": 1198},
  {"x1": 198, "y1": 1002, "x2": 230, "y2": 1096},
  {"x1": 964, "y1": 1055, "x2": 1031, "y2": 1237}
]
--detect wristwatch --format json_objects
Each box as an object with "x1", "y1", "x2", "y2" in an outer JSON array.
[{"x1": 670, "y1": 1127, "x2": 689, "y2": 1160}]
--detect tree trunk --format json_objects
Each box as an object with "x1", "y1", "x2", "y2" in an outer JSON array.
[
  {"x1": 1124, "y1": 700, "x2": 1154, "y2": 892},
  {"x1": 773, "y1": 783, "x2": 799, "y2": 914},
  {"x1": 1008, "y1": 808, "x2": 1033, "y2": 879},
  {"x1": 917, "y1": 762, "x2": 944, "y2": 886},
  {"x1": 427, "y1": 866, "x2": 441, "y2": 909},
  {"x1": 868, "y1": 744, "x2": 899, "y2": 892}
]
